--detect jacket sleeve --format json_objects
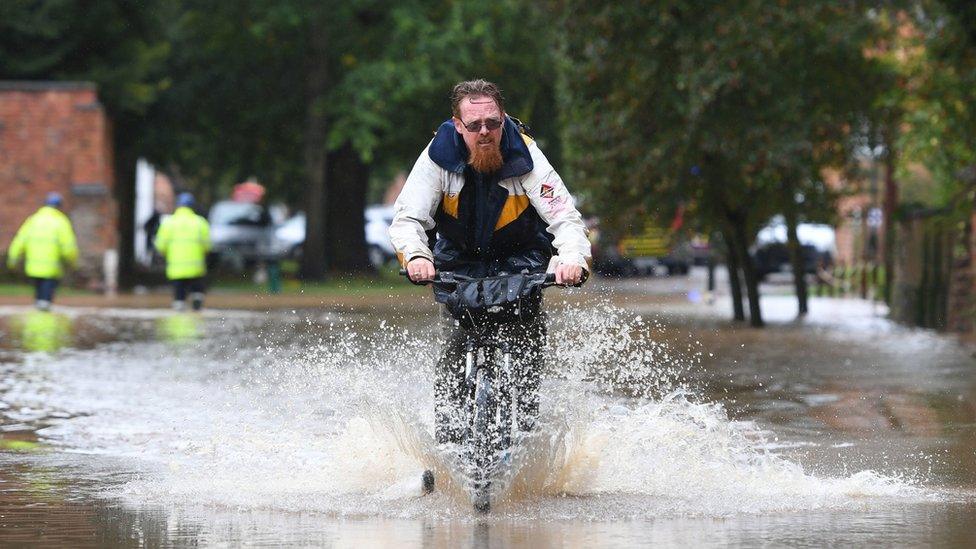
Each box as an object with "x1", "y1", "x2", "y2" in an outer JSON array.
[
  {"x1": 388, "y1": 143, "x2": 444, "y2": 266},
  {"x1": 199, "y1": 217, "x2": 211, "y2": 252},
  {"x1": 154, "y1": 220, "x2": 170, "y2": 256},
  {"x1": 7, "y1": 218, "x2": 29, "y2": 268},
  {"x1": 521, "y1": 141, "x2": 592, "y2": 271},
  {"x1": 59, "y1": 217, "x2": 79, "y2": 268}
]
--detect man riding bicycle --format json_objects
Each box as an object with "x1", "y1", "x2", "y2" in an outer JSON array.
[{"x1": 389, "y1": 79, "x2": 591, "y2": 448}]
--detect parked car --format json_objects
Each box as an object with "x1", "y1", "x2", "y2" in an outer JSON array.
[
  {"x1": 752, "y1": 242, "x2": 828, "y2": 280},
  {"x1": 271, "y1": 205, "x2": 398, "y2": 268},
  {"x1": 752, "y1": 217, "x2": 836, "y2": 280},
  {"x1": 208, "y1": 200, "x2": 275, "y2": 269},
  {"x1": 271, "y1": 212, "x2": 306, "y2": 260},
  {"x1": 364, "y1": 205, "x2": 397, "y2": 268},
  {"x1": 592, "y1": 221, "x2": 692, "y2": 277}
]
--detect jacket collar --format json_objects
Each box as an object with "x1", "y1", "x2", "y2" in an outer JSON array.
[{"x1": 428, "y1": 115, "x2": 533, "y2": 179}]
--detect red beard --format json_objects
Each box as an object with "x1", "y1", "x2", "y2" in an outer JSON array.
[{"x1": 468, "y1": 139, "x2": 504, "y2": 173}]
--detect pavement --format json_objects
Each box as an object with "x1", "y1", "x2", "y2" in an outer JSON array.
[
  {"x1": 0, "y1": 288, "x2": 437, "y2": 311},
  {"x1": 0, "y1": 267, "x2": 881, "y2": 317}
]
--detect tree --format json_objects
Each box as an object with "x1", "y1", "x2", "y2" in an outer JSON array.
[
  {"x1": 145, "y1": 0, "x2": 564, "y2": 279},
  {"x1": 897, "y1": 1, "x2": 976, "y2": 210},
  {"x1": 555, "y1": 0, "x2": 884, "y2": 325},
  {"x1": 866, "y1": 2, "x2": 976, "y2": 310}
]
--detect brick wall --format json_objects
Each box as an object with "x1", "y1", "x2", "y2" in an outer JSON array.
[{"x1": 0, "y1": 81, "x2": 117, "y2": 286}]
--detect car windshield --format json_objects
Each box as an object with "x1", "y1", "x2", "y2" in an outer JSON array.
[
  {"x1": 210, "y1": 202, "x2": 270, "y2": 226},
  {"x1": 281, "y1": 214, "x2": 305, "y2": 229}
]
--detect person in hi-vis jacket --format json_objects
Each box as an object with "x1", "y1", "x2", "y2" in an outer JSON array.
[
  {"x1": 155, "y1": 192, "x2": 211, "y2": 311},
  {"x1": 7, "y1": 192, "x2": 78, "y2": 311}
]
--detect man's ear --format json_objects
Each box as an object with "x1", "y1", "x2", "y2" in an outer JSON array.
[{"x1": 452, "y1": 117, "x2": 464, "y2": 134}]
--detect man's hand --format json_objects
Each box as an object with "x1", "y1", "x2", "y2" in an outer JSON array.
[
  {"x1": 406, "y1": 258, "x2": 436, "y2": 282},
  {"x1": 555, "y1": 263, "x2": 584, "y2": 286}
]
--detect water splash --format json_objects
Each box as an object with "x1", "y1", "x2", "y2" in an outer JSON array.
[{"x1": 2, "y1": 303, "x2": 939, "y2": 519}]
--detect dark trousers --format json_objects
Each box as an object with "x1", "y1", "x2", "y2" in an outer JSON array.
[
  {"x1": 32, "y1": 278, "x2": 60, "y2": 303},
  {"x1": 434, "y1": 310, "x2": 547, "y2": 445},
  {"x1": 172, "y1": 278, "x2": 206, "y2": 310}
]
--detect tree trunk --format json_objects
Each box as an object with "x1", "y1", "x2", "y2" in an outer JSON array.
[
  {"x1": 881, "y1": 125, "x2": 898, "y2": 305},
  {"x1": 112, "y1": 116, "x2": 139, "y2": 288},
  {"x1": 299, "y1": 25, "x2": 329, "y2": 280},
  {"x1": 784, "y1": 202, "x2": 809, "y2": 316},
  {"x1": 720, "y1": 228, "x2": 746, "y2": 321},
  {"x1": 324, "y1": 143, "x2": 373, "y2": 273},
  {"x1": 732, "y1": 216, "x2": 764, "y2": 327}
]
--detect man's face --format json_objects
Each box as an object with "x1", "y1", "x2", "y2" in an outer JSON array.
[{"x1": 453, "y1": 95, "x2": 504, "y2": 157}]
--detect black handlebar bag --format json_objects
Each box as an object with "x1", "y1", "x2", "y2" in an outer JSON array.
[{"x1": 434, "y1": 274, "x2": 544, "y2": 329}]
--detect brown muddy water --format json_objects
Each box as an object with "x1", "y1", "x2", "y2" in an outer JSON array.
[{"x1": 0, "y1": 286, "x2": 975, "y2": 547}]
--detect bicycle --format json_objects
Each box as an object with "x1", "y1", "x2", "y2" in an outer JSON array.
[{"x1": 403, "y1": 269, "x2": 559, "y2": 512}]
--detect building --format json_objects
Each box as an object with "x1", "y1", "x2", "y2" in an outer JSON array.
[
  {"x1": 823, "y1": 166, "x2": 883, "y2": 268},
  {"x1": 0, "y1": 81, "x2": 117, "y2": 289}
]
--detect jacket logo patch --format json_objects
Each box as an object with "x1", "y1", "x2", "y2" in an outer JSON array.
[{"x1": 540, "y1": 184, "x2": 554, "y2": 199}]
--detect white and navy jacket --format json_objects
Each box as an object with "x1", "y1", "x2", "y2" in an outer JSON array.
[{"x1": 389, "y1": 116, "x2": 591, "y2": 278}]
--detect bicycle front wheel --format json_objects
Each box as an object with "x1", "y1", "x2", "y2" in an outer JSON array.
[{"x1": 470, "y1": 367, "x2": 497, "y2": 511}]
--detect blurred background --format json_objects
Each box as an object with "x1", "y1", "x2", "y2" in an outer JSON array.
[
  {"x1": 0, "y1": 0, "x2": 974, "y2": 335},
  {"x1": 4, "y1": 3, "x2": 976, "y2": 545}
]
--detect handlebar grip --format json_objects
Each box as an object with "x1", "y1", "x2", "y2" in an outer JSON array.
[
  {"x1": 400, "y1": 268, "x2": 440, "y2": 285},
  {"x1": 543, "y1": 273, "x2": 584, "y2": 287}
]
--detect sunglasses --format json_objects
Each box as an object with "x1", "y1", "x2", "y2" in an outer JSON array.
[{"x1": 460, "y1": 117, "x2": 503, "y2": 133}]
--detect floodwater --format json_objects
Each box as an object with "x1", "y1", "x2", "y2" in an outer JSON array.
[{"x1": 1, "y1": 281, "x2": 975, "y2": 547}]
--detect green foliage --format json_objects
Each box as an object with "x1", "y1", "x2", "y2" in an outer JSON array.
[
  {"x1": 16, "y1": 0, "x2": 974, "y2": 287},
  {"x1": 0, "y1": 0, "x2": 169, "y2": 116},
  {"x1": 141, "y1": 0, "x2": 562, "y2": 205},
  {"x1": 328, "y1": 1, "x2": 563, "y2": 178},
  {"x1": 896, "y1": 1, "x2": 976, "y2": 211},
  {"x1": 555, "y1": 0, "x2": 884, "y2": 236}
]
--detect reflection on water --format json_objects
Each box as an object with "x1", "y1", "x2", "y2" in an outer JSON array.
[
  {"x1": 0, "y1": 295, "x2": 975, "y2": 546},
  {"x1": 7, "y1": 311, "x2": 73, "y2": 353},
  {"x1": 155, "y1": 312, "x2": 202, "y2": 345}
]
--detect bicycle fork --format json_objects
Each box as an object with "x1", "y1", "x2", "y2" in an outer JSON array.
[
  {"x1": 463, "y1": 339, "x2": 517, "y2": 453},
  {"x1": 497, "y1": 342, "x2": 515, "y2": 451},
  {"x1": 462, "y1": 337, "x2": 519, "y2": 512}
]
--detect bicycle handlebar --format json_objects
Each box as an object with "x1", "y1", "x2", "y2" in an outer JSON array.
[{"x1": 399, "y1": 269, "x2": 565, "y2": 287}]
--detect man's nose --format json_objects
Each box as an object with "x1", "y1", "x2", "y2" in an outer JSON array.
[{"x1": 479, "y1": 124, "x2": 490, "y2": 135}]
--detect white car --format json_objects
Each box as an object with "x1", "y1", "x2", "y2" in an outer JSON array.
[
  {"x1": 271, "y1": 212, "x2": 306, "y2": 259},
  {"x1": 272, "y1": 205, "x2": 397, "y2": 268},
  {"x1": 208, "y1": 200, "x2": 275, "y2": 268},
  {"x1": 753, "y1": 215, "x2": 837, "y2": 279},
  {"x1": 755, "y1": 215, "x2": 837, "y2": 254},
  {"x1": 364, "y1": 205, "x2": 397, "y2": 268}
]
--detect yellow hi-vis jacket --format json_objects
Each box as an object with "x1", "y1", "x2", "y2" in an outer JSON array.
[
  {"x1": 154, "y1": 206, "x2": 211, "y2": 280},
  {"x1": 7, "y1": 206, "x2": 79, "y2": 279}
]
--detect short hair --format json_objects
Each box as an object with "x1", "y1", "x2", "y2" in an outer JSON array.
[{"x1": 451, "y1": 79, "x2": 505, "y2": 117}]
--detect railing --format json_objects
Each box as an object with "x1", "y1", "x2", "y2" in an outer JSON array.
[{"x1": 813, "y1": 261, "x2": 886, "y2": 301}]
